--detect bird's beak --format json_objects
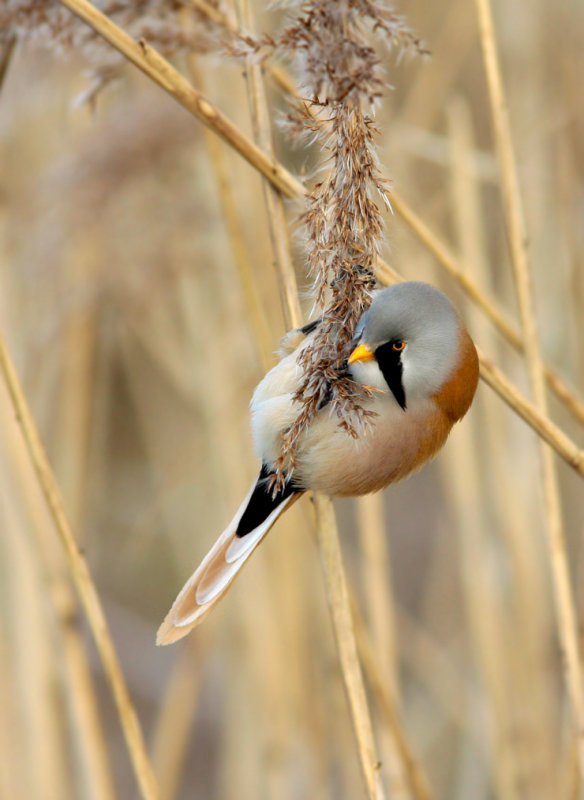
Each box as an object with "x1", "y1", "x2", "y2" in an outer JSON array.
[{"x1": 348, "y1": 343, "x2": 375, "y2": 364}]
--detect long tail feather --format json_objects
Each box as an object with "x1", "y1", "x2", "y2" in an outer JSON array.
[{"x1": 157, "y1": 477, "x2": 301, "y2": 645}]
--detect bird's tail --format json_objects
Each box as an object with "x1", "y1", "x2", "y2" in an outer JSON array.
[{"x1": 157, "y1": 471, "x2": 301, "y2": 645}]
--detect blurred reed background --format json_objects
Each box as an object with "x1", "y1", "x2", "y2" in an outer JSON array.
[{"x1": 0, "y1": 1, "x2": 583, "y2": 799}]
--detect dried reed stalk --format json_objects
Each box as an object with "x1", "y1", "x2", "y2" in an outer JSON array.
[
  {"x1": 234, "y1": 0, "x2": 301, "y2": 330},
  {"x1": 475, "y1": 1, "x2": 584, "y2": 787},
  {"x1": 0, "y1": 334, "x2": 160, "y2": 800},
  {"x1": 315, "y1": 495, "x2": 385, "y2": 800},
  {"x1": 477, "y1": 352, "x2": 584, "y2": 474}
]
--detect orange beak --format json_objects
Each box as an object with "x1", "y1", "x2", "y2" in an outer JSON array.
[{"x1": 348, "y1": 343, "x2": 375, "y2": 365}]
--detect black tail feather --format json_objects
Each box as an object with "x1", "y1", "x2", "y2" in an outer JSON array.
[{"x1": 236, "y1": 465, "x2": 302, "y2": 538}]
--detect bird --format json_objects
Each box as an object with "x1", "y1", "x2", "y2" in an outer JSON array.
[{"x1": 157, "y1": 281, "x2": 479, "y2": 645}]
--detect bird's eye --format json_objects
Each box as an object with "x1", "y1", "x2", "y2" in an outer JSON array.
[{"x1": 392, "y1": 340, "x2": 405, "y2": 352}]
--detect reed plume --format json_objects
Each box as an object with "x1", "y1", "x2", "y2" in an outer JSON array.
[{"x1": 267, "y1": 0, "x2": 426, "y2": 487}]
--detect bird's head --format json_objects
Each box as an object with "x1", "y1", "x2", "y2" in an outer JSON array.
[{"x1": 348, "y1": 281, "x2": 478, "y2": 419}]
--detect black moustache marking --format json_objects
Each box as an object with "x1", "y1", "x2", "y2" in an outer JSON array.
[{"x1": 374, "y1": 341, "x2": 407, "y2": 410}]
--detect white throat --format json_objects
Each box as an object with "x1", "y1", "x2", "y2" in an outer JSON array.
[{"x1": 348, "y1": 360, "x2": 388, "y2": 394}]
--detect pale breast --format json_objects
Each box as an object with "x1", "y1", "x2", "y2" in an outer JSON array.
[{"x1": 295, "y1": 397, "x2": 454, "y2": 496}]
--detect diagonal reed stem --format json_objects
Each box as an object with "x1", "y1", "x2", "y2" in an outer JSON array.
[
  {"x1": 57, "y1": 0, "x2": 584, "y2": 485},
  {"x1": 388, "y1": 192, "x2": 584, "y2": 426},
  {"x1": 190, "y1": 0, "x2": 584, "y2": 430},
  {"x1": 477, "y1": 351, "x2": 584, "y2": 474},
  {"x1": 0, "y1": 333, "x2": 160, "y2": 800}
]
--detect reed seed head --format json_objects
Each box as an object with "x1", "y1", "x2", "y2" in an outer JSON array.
[{"x1": 269, "y1": 0, "x2": 425, "y2": 488}]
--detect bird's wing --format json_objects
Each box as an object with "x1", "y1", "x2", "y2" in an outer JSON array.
[
  {"x1": 157, "y1": 474, "x2": 302, "y2": 645},
  {"x1": 278, "y1": 318, "x2": 321, "y2": 356}
]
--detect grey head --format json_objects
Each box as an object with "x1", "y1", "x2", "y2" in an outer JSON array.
[{"x1": 350, "y1": 282, "x2": 462, "y2": 409}]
